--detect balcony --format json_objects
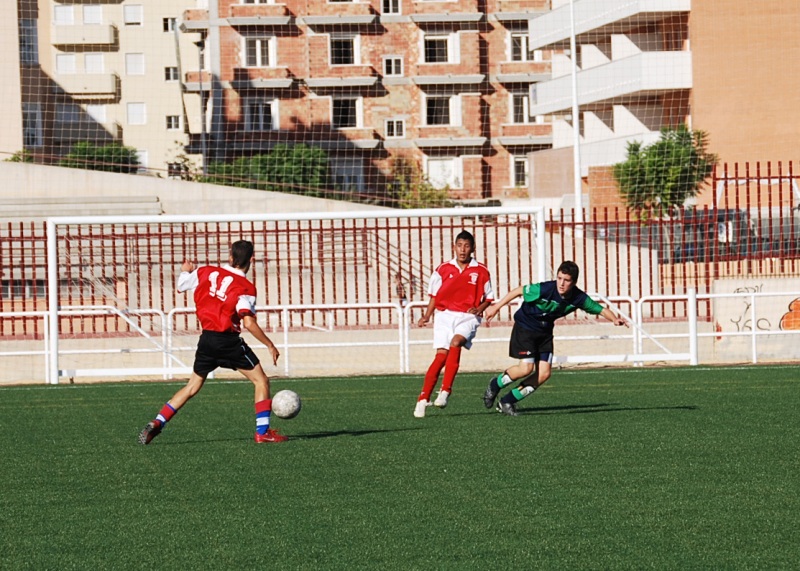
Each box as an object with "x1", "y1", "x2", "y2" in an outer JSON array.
[
  {"x1": 495, "y1": 61, "x2": 549, "y2": 84},
  {"x1": 305, "y1": 65, "x2": 378, "y2": 89},
  {"x1": 492, "y1": 4, "x2": 548, "y2": 23},
  {"x1": 54, "y1": 74, "x2": 118, "y2": 100},
  {"x1": 52, "y1": 24, "x2": 117, "y2": 47},
  {"x1": 303, "y1": 1, "x2": 376, "y2": 26},
  {"x1": 228, "y1": 3, "x2": 293, "y2": 26},
  {"x1": 180, "y1": 10, "x2": 209, "y2": 31},
  {"x1": 183, "y1": 71, "x2": 212, "y2": 92},
  {"x1": 495, "y1": 123, "x2": 552, "y2": 147},
  {"x1": 529, "y1": 51, "x2": 692, "y2": 116},
  {"x1": 410, "y1": 0, "x2": 480, "y2": 18},
  {"x1": 232, "y1": 67, "x2": 294, "y2": 89},
  {"x1": 528, "y1": 0, "x2": 691, "y2": 50},
  {"x1": 52, "y1": 119, "x2": 120, "y2": 143}
]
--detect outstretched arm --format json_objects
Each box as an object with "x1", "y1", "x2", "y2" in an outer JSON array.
[
  {"x1": 599, "y1": 307, "x2": 628, "y2": 327},
  {"x1": 483, "y1": 285, "x2": 524, "y2": 321},
  {"x1": 242, "y1": 314, "x2": 280, "y2": 365}
]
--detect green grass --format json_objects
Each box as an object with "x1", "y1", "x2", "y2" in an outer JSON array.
[{"x1": 1, "y1": 366, "x2": 799, "y2": 570}]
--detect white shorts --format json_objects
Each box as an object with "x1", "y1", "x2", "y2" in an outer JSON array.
[{"x1": 432, "y1": 310, "x2": 482, "y2": 350}]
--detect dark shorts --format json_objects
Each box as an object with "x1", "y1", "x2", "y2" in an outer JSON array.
[
  {"x1": 193, "y1": 330, "x2": 260, "y2": 377},
  {"x1": 508, "y1": 322, "x2": 553, "y2": 362}
]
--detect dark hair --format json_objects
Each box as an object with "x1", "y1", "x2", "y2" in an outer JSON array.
[
  {"x1": 557, "y1": 260, "x2": 579, "y2": 282},
  {"x1": 455, "y1": 230, "x2": 475, "y2": 249},
  {"x1": 230, "y1": 240, "x2": 255, "y2": 269}
]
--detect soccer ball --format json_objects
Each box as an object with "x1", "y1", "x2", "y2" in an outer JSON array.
[{"x1": 272, "y1": 390, "x2": 301, "y2": 419}]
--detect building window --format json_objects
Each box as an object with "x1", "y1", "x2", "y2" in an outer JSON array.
[
  {"x1": 56, "y1": 103, "x2": 82, "y2": 123},
  {"x1": 127, "y1": 103, "x2": 147, "y2": 125},
  {"x1": 510, "y1": 31, "x2": 530, "y2": 62},
  {"x1": 244, "y1": 99, "x2": 276, "y2": 131},
  {"x1": 331, "y1": 35, "x2": 359, "y2": 66},
  {"x1": 167, "y1": 162, "x2": 185, "y2": 179},
  {"x1": 85, "y1": 53, "x2": 104, "y2": 74},
  {"x1": 19, "y1": 20, "x2": 38, "y2": 65},
  {"x1": 244, "y1": 37, "x2": 274, "y2": 68},
  {"x1": 512, "y1": 93, "x2": 530, "y2": 124},
  {"x1": 513, "y1": 156, "x2": 529, "y2": 187},
  {"x1": 163, "y1": 17, "x2": 176, "y2": 32},
  {"x1": 385, "y1": 119, "x2": 405, "y2": 138},
  {"x1": 166, "y1": 115, "x2": 181, "y2": 130},
  {"x1": 382, "y1": 0, "x2": 400, "y2": 14},
  {"x1": 332, "y1": 98, "x2": 360, "y2": 129},
  {"x1": 82, "y1": 6, "x2": 103, "y2": 25},
  {"x1": 125, "y1": 53, "x2": 145, "y2": 75},
  {"x1": 56, "y1": 54, "x2": 77, "y2": 74},
  {"x1": 426, "y1": 156, "x2": 460, "y2": 189},
  {"x1": 423, "y1": 34, "x2": 457, "y2": 64},
  {"x1": 53, "y1": 5, "x2": 74, "y2": 25},
  {"x1": 383, "y1": 56, "x2": 403, "y2": 76},
  {"x1": 424, "y1": 94, "x2": 459, "y2": 126},
  {"x1": 332, "y1": 159, "x2": 365, "y2": 194},
  {"x1": 123, "y1": 5, "x2": 144, "y2": 26},
  {"x1": 164, "y1": 66, "x2": 179, "y2": 81},
  {"x1": 22, "y1": 104, "x2": 43, "y2": 147}
]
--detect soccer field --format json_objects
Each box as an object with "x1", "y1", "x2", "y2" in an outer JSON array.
[{"x1": 1, "y1": 366, "x2": 798, "y2": 570}]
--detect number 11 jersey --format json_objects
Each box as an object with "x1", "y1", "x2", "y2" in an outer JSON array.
[{"x1": 177, "y1": 264, "x2": 257, "y2": 333}]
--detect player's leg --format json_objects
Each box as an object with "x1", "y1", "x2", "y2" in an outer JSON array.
[
  {"x1": 238, "y1": 364, "x2": 288, "y2": 443},
  {"x1": 138, "y1": 371, "x2": 207, "y2": 445},
  {"x1": 415, "y1": 311, "x2": 455, "y2": 417},
  {"x1": 435, "y1": 313, "x2": 480, "y2": 408},
  {"x1": 484, "y1": 323, "x2": 534, "y2": 408},
  {"x1": 495, "y1": 338, "x2": 554, "y2": 416}
]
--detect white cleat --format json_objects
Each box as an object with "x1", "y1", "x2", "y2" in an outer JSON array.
[
  {"x1": 413, "y1": 400, "x2": 429, "y2": 418},
  {"x1": 433, "y1": 390, "x2": 450, "y2": 408}
]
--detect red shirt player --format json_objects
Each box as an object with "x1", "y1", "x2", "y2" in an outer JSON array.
[
  {"x1": 414, "y1": 230, "x2": 494, "y2": 418},
  {"x1": 139, "y1": 240, "x2": 287, "y2": 445}
]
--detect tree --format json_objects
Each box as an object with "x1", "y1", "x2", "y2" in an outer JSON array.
[
  {"x1": 386, "y1": 156, "x2": 453, "y2": 209},
  {"x1": 58, "y1": 142, "x2": 140, "y2": 173},
  {"x1": 203, "y1": 144, "x2": 332, "y2": 197},
  {"x1": 613, "y1": 126, "x2": 718, "y2": 218}
]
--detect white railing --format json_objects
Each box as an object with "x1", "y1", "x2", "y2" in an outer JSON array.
[{"x1": 5, "y1": 289, "x2": 800, "y2": 384}]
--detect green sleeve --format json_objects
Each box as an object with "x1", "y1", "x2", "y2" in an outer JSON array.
[
  {"x1": 581, "y1": 296, "x2": 604, "y2": 315},
  {"x1": 521, "y1": 283, "x2": 541, "y2": 303}
]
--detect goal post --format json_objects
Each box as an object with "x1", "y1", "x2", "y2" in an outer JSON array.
[{"x1": 46, "y1": 206, "x2": 547, "y2": 383}]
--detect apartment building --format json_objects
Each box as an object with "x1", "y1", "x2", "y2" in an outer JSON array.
[{"x1": 12, "y1": 0, "x2": 196, "y2": 174}]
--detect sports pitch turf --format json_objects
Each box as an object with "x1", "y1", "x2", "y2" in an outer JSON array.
[{"x1": 1, "y1": 366, "x2": 799, "y2": 570}]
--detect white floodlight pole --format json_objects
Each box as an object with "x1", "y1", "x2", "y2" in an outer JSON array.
[{"x1": 569, "y1": 0, "x2": 584, "y2": 229}]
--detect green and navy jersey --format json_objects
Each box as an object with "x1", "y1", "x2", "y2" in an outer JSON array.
[{"x1": 514, "y1": 280, "x2": 604, "y2": 333}]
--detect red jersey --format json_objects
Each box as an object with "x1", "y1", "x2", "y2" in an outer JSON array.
[
  {"x1": 428, "y1": 258, "x2": 494, "y2": 313},
  {"x1": 177, "y1": 264, "x2": 257, "y2": 333}
]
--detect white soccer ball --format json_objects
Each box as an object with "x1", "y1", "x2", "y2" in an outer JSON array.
[{"x1": 272, "y1": 390, "x2": 301, "y2": 419}]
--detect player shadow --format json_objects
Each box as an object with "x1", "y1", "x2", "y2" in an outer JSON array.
[
  {"x1": 293, "y1": 427, "x2": 424, "y2": 440},
  {"x1": 518, "y1": 403, "x2": 698, "y2": 415}
]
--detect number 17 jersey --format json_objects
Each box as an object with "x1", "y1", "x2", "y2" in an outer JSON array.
[{"x1": 177, "y1": 264, "x2": 257, "y2": 333}]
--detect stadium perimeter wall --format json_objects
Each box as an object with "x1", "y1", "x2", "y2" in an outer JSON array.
[{"x1": 0, "y1": 162, "x2": 387, "y2": 219}]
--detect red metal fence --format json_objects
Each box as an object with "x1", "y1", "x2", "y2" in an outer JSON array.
[{"x1": 2, "y1": 163, "x2": 800, "y2": 337}]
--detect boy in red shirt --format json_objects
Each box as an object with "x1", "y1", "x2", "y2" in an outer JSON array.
[
  {"x1": 414, "y1": 231, "x2": 494, "y2": 417},
  {"x1": 138, "y1": 240, "x2": 287, "y2": 444}
]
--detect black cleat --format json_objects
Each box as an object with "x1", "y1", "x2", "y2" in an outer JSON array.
[
  {"x1": 496, "y1": 401, "x2": 519, "y2": 417},
  {"x1": 138, "y1": 421, "x2": 162, "y2": 445},
  {"x1": 483, "y1": 379, "x2": 500, "y2": 409}
]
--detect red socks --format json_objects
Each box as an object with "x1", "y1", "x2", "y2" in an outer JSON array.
[
  {"x1": 441, "y1": 346, "x2": 462, "y2": 393},
  {"x1": 419, "y1": 352, "x2": 448, "y2": 401}
]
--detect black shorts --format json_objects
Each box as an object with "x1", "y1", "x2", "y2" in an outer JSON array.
[
  {"x1": 193, "y1": 331, "x2": 260, "y2": 377},
  {"x1": 508, "y1": 322, "x2": 553, "y2": 361}
]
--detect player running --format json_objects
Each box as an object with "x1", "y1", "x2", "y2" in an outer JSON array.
[
  {"x1": 414, "y1": 230, "x2": 494, "y2": 418},
  {"x1": 482, "y1": 261, "x2": 627, "y2": 416},
  {"x1": 138, "y1": 240, "x2": 288, "y2": 444}
]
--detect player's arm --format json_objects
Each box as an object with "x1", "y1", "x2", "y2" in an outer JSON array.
[
  {"x1": 417, "y1": 296, "x2": 436, "y2": 327},
  {"x1": 242, "y1": 314, "x2": 280, "y2": 365},
  {"x1": 599, "y1": 306, "x2": 628, "y2": 327},
  {"x1": 483, "y1": 285, "x2": 524, "y2": 321},
  {"x1": 469, "y1": 276, "x2": 496, "y2": 316},
  {"x1": 176, "y1": 260, "x2": 198, "y2": 293}
]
